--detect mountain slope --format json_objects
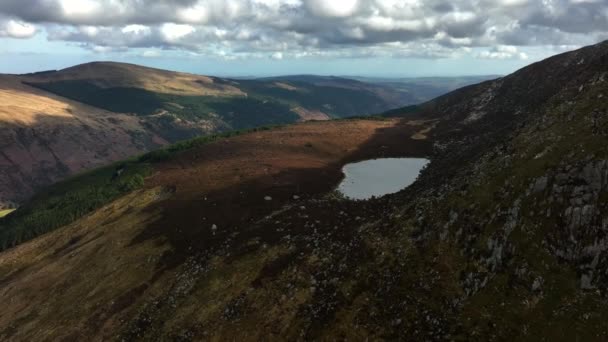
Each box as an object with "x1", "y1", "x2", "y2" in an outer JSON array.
[
  {"x1": 346, "y1": 75, "x2": 502, "y2": 104},
  {"x1": 397, "y1": 40, "x2": 608, "y2": 339},
  {"x1": 0, "y1": 75, "x2": 166, "y2": 208},
  {"x1": 0, "y1": 118, "x2": 433, "y2": 340},
  {"x1": 22, "y1": 61, "x2": 245, "y2": 96},
  {"x1": 0, "y1": 63, "x2": 427, "y2": 208},
  {"x1": 257, "y1": 74, "x2": 423, "y2": 108},
  {"x1": 1, "y1": 41, "x2": 608, "y2": 340},
  {"x1": 23, "y1": 62, "x2": 413, "y2": 121}
]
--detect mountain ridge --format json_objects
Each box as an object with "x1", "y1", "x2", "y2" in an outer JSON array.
[
  {"x1": 1, "y1": 41, "x2": 608, "y2": 340},
  {"x1": 2, "y1": 62, "x2": 453, "y2": 208}
]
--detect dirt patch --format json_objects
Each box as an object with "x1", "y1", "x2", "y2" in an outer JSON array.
[
  {"x1": 410, "y1": 120, "x2": 438, "y2": 140},
  {"x1": 274, "y1": 82, "x2": 299, "y2": 91},
  {"x1": 292, "y1": 106, "x2": 331, "y2": 121},
  {"x1": 412, "y1": 126, "x2": 433, "y2": 140}
]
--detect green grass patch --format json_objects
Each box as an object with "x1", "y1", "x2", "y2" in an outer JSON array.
[
  {"x1": 28, "y1": 79, "x2": 396, "y2": 126},
  {"x1": 380, "y1": 104, "x2": 422, "y2": 118},
  {"x1": 238, "y1": 80, "x2": 394, "y2": 118},
  {"x1": 0, "y1": 124, "x2": 287, "y2": 251},
  {"x1": 138, "y1": 124, "x2": 281, "y2": 163},
  {"x1": 26, "y1": 81, "x2": 164, "y2": 115},
  {"x1": 28, "y1": 80, "x2": 302, "y2": 128},
  {"x1": 0, "y1": 209, "x2": 15, "y2": 218},
  {"x1": 0, "y1": 161, "x2": 151, "y2": 251}
]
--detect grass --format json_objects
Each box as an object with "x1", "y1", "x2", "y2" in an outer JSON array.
[
  {"x1": 0, "y1": 113, "x2": 391, "y2": 252},
  {"x1": 28, "y1": 79, "x2": 397, "y2": 127},
  {"x1": 29, "y1": 80, "x2": 301, "y2": 128},
  {"x1": 381, "y1": 104, "x2": 422, "y2": 118},
  {"x1": 237, "y1": 80, "x2": 395, "y2": 118},
  {"x1": 0, "y1": 161, "x2": 151, "y2": 251},
  {"x1": 433, "y1": 80, "x2": 608, "y2": 340},
  {"x1": 26, "y1": 81, "x2": 164, "y2": 115},
  {"x1": 0, "y1": 123, "x2": 285, "y2": 251},
  {"x1": 0, "y1": 209, "x2": 15, "y2": 218},
  {"x1": 138, "y1": 125, "x2": 281, "y2": 163}
]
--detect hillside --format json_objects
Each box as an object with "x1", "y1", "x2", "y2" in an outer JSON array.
[
  {"x1": 23, "y1": 62, "x2": 415, "y2": 121},
  {"x1": 0, "y1": 118, "x2": 433, "y2": 340},
  {"x1": 0, "y1": 62, "x2": 438, "y2": 208},
  {"x1": 346, "y1": 75, "x2": 501, "y2": 104},
  {"x1": 0, "y1": 75, "x2": 167, "y2": 208},
  {"x1": 1, "y1": 41, "x2": 607, "y2": 340},
  {"x1": 22, "y1": 62, "x2": 245, "y2": 97}
]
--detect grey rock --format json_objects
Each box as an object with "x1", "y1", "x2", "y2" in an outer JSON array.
[
  {"x1": 532, "y1": 176, "x2": 549, "y2": 194},
  {"x1": 581, "y1": 273, "x2": 595, "y2": 290}
]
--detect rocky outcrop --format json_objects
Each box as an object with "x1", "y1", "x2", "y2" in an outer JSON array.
[
  {"x1": 399, "y1": 40, "x2": 608, "y2": 302},
  {"x1": 1, "y1": 41, "x2": 608, "y2": 341}
]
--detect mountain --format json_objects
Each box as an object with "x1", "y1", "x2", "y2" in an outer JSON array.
[
  {"x1": 22, "y1": 62, "x2": 417, "y2": 121},
  {"x1": 255, "y1": 74, "x2": 421, "y2": 111},
  {"x1": 0, "y1": 74, "x2": 166, "y2": 208},
  {"x1": 348, "y1": 75, "x2": 501, "y2": 103},
  {"x1": 1, "y1": 41, "x2": 607, "y2": 340},
  {"x1": 259, "y1": 74, "x2": 501, "y2": 109},
  {"x1": 0, "y1": 62, "x2": 439, "y2": 208}
]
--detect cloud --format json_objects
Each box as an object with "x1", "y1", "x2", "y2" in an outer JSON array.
[
  {"x1": 0, "y1": 0, "x2": 606, "y2": 59},
  {"x1": 477, "y1": 45, "x2": 529, "y2": 60},
  {"x1": 305, "y1": 0, "x2": 359, "y2": 18},
  {"x1": 160, "y1": 23, "x2": 196, "y2": 42},
  {"x1": 0, "y1": 17, "x2": 36, "y2": 38},
  {"x1": 142, "y1": 49, "x2": 161, "y2": 57}
]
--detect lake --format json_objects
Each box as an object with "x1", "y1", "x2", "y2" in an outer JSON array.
[{"x1": 337, "y1": 158, "x2": 429, "y2": 200}]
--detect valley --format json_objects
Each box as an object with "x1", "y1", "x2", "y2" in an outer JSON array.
[
  {"x1": 0, "y1": 74, "x2": 166, "y2": 208},
  {"x1": 0, "y1": 62, "x2": 484, "y2": 209},
  {"x1": 0, "y1": 38, "x2": 607, "y2": 341},
  {"x1": 0, "y1": 117, "x2": 434, "y2": 340}
]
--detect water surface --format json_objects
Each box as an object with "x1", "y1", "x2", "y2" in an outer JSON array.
[{"x1": 337, "y1": 158, "x2": 429, "y2": 200}]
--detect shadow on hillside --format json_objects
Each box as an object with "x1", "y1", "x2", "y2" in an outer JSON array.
[
  {"x1": 132, "y1": 118, "x2": 434, "y2": 270},
  {"x1": 0, "y1": 110, "x2": 164, "y2": 207}
]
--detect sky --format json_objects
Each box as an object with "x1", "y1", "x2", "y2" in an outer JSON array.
[{"x1": 0, "y1": 0, "x2": 606, "y2": 77}]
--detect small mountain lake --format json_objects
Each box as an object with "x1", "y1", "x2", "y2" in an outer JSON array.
[{"x1": 337, "y1": 158, "x2": 429, "y2": 200}]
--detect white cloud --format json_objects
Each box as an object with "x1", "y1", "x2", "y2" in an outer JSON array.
[
  {"x1": 0, "y1": 0, "x2": 605, "y2": 60},
  {"x1": 177, "y1": 4, "x2": 210, "y2": 24},
  {"x1": 0, "y1": 18, "x2": 36, "y2": 38},
  {"x1": 122, "y1": 24, "x2": 150, "y2": 35},
  {"x1": 59, "y1": 0, "x2": 102, "y2": 17},
  {"x1": 92, "y1": 45, "x2": 116, "y2": 53},
  {"x1": 80, "y1": 26, "x2": 99, "y2": 36},
  {"x1": 142, "y1": 49, "x2": 161, "y2": 57},
  {"x1": 477, "y1": 45, "x2": 529, "y2": 59},
  {"x1": 305, "y1": 0, "x2": 359, "y2": 18},
  {"x1": 160, "y1": 23, "x2": 195, "y2": 42}
]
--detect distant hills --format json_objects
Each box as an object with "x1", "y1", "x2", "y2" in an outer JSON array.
[
  {"x1": 1, "y1": 40, "x2": 608, "y2": 340},
  {"x1": 349, "y1": 75, "x2": 501, "y2": 103},
  {"x1": 0, "y1": 62, "x2": 494, "y2": 207}
]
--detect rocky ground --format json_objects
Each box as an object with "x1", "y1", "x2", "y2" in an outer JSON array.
[{"x1": 0, "y1": 41, "x2": 607, "y2": 341}]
